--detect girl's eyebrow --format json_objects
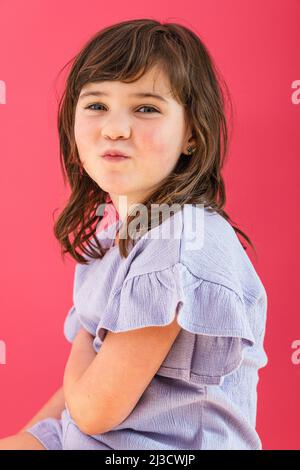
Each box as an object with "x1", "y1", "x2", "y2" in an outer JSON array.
[{"x1": 79, "y1": 90, "x2": 169, "y2": 103}]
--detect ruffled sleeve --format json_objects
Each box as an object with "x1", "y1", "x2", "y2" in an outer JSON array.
[
  {"x1": 94, "y1": 261, "x2": 257, "y2": 386},
  {"x1": 63, "y1": 304, "x2": 82, "y2": 343}
]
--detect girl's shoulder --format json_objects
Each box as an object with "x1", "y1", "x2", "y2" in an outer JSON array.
[{"x1": 126, "y1": 204, "x2": 266, "y2": 307}]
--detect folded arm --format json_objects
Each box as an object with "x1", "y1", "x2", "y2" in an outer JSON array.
[{"x1": 63, "y1": 316, "x2": 182, "y2": 436}]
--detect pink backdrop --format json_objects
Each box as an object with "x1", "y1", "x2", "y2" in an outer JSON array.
[{"x1": 0, "y1": 0, "x2": 299, "y2": 450}]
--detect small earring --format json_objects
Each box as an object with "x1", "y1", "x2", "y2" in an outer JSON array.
[{"x1": 187, "y1": 145, "x2": 196, "y2": 156}]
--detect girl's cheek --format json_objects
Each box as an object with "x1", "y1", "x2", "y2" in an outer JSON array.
[
  {"x1": 75, "y1": 119, "x2": 93, "y2": 143},
  {"x1": 139, "y1": 128, "x2": 168, "y2": 154},
  {"x1": 74, "y1": 119, "x2": 93, "y2": 167},
  {"x1": 74, "y1": 120, "x2": 84, "y2": 147}
]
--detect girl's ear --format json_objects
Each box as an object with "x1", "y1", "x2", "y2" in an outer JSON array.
[{"x1": 182, "y1": 127, "x2": 196, "y2": 156}]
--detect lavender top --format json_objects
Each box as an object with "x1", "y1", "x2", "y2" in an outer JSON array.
[{"x1": 26, "y1": 204, "x2": 268, "y2": 450}]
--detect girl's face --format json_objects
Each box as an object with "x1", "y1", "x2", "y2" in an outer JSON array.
[{"x1": 74, "y1": 65, "x2": 194, "y2": 219}]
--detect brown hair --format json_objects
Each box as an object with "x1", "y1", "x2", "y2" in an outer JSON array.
[{"x1": 53, "y1": 18, "x2": 257, "y2": 265}]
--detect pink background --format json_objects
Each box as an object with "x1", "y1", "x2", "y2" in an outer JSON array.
[{"x1": 0, "y1": 0, "x2": 299, "y2": 450}]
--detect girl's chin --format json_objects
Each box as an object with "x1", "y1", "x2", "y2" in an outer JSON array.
[{"x1": 94, "y1": 174, "x2": 128, "y2": 186}]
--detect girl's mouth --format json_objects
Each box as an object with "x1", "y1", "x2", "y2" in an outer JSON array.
[{"x1": 101, "y1": 155, "x2": 129, "y2": 162}]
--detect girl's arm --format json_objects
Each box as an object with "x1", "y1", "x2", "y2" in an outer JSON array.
[
  {"x1": 63, "y1": 328, "x2": 97, "y2": 409},
  {"x1": 63, "y1": 317, "x2": 182, "y2": 436},
  {"x1": 20, "y1": 327, "x2": 96, "y2": 434}
]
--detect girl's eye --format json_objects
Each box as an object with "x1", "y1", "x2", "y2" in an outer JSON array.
[
  {"x1": 137, "y1": 106, "x2": 159, "y2": 114},
  {"x1": 84, "y1": 103, "x2": 159, "y2": 114}
]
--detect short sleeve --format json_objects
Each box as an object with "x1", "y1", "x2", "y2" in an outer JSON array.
[
  {"x1": 63, "y1": 305, "x2": 82, "y2": 343},
  {"x1": 94, "y1": 262, "x2": 256, "y2": 386}
]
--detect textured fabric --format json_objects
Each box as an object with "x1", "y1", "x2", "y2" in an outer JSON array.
[{"x1": 26, "y1": 203, "x2": 268, "y2": 450}]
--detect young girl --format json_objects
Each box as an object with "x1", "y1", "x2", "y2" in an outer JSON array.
[{"x1": 0, "y1": 18, "x2": 268, "y2": 450}]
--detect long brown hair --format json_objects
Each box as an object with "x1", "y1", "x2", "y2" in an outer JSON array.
[{"x1": 53, "y1": 18, "x2": 256, "y2": 265}]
